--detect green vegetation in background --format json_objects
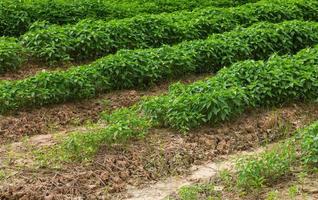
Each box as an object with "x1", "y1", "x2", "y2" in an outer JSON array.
[
  {"x1": 0, "y1": 0, "x2": 257, "y2": 37},
  {"x1": 1, "y1": 0, "x2": 316, "y2": 72},
  {"x1": 20, "y1": 0, "x2": 318, "y2": 64},
  {"x1": 0, "y1": 20, "x2": 317, "y2": 113},
  {"x1": 49, "y1": 43, "x2": 318, "y2": 160}
]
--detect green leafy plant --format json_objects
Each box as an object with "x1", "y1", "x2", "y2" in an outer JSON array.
[
  {"x1": 300, "y1": 121, "x2": 318, "y2": 166},
  {"x1": 143, "y1": 87, "x2": 248, "y2": 133},
  {"x1": 0, "y1": 37, "x2": 25, "y2": 73},
  {"x1": 21, "y1": 24, "x2": 72, "y2": 65}
]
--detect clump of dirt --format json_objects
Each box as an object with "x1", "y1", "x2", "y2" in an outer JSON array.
[
  {"x1": 0, "y1": 103, "x2": 318, "y2": 199},
  {"x1": 0, "y1": 74, "x2": 209, "y2": 145}
]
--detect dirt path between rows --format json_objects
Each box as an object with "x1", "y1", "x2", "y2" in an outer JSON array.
[{"x1": 0, "y1": 61, "x2": 88, "y2": 81}]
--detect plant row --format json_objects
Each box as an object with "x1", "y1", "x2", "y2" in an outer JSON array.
[
  {"x1": 0, "y1": 0, "x2": 256, "y2": 37},
  {"x1": 1, "y1": 0, "x2": 316, "y2": 70},
  {"x1": 142, "y1": 46, "x2": 318, "y2": 132},
  {"x1": 20, "y1": 0, "x2": 318, "y2": 64},
  {"x1": 61, "y1": 43, "x2": 318, "y2": 160},
  {"x1": 0, "y1": 20, "x2": 318, "y2": 113},
  {"x1": 0, "y1": 37, "x2": 25, "y2": 73}
]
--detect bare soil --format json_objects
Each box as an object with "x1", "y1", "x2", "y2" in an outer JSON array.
[
  {"x1": 0, "y1": 103, "x2": 318, "y2": 199},
  {"x1": 0, "y1": 61, "x2": 88, "y2": 81}
]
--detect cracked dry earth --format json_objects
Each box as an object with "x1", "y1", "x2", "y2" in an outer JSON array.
[{"x1": 0, "y1": 102, "x2": 318, "y2": 199}]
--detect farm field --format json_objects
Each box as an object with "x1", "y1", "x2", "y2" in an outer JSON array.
[{"x1": 0, "y1": 0, "x2": 318, "y2": 199}]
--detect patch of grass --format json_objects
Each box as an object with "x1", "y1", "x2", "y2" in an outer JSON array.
[
  {"x1": 178, "y1": 185, "x2": 201, "y2": 200},
  {"x1": 296, "y1": 171, "x2": 307, "y2": 188},
  {"x1": 299, "y1": 121, "x2": 318, "y2": 166},
  {"x1": 218, "y1": 169, "x2": 233, "y2": 189},
  {"x1": 265, "y1": 190, "x2": 279, "y2": 200},
  {"x1": 100, "y1": 99, "x2": 111, "y2": 110},
  {"x1": 21, "y1": 136, "x2": 32, "y2": 151},
  {"x1": 34, "y1": 107, "x2": 152, "y2": 164},
  {"x1": 235, "y1": 141, "x2": 296, "y2": 191},
  {"x1": 178, "y1": 183, "x2": 221, "y2": 200},
  {"x1": 0, "y1": 170, "x2": 6, "y2": 181},
  {"x1": 288, "y1": 185, "x2": 299, "y2": 200}
]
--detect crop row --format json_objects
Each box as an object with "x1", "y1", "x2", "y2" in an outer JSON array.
[
  {"x1": 0, "y1": 20, "x2": 317, "y2": 114},
  {"x1": 20, "y1": 0, "x2": 318, "y2": 64},
  {"x1": 0, "y1": 0, "x2": 257, "y2": 37},
  {"x1": 61, "y1": 44, "x2": 318, "y2": 160},
  {"x1": 0, "y1": 37, "x2": 25, "y2": 73},
  {"x1": 142, "y1": 46, "x2": 318, "y2": 132}
]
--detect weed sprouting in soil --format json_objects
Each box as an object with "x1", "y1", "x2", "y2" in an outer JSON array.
[
  {"x1": 235, "y1": 141, "x2": 297, "y2": 191},
  {"x1": 177, "y1": 183, "x2": 222, "y2": 200},
  {"x1": 0, "y1": 170, "x2": 5, "y2": 181}
]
